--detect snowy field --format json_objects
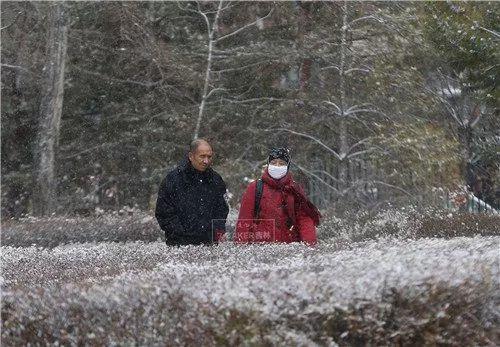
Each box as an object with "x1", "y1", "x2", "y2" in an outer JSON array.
[{"x1": 2, "y1": 232, "x2": 499, "y2": 345}]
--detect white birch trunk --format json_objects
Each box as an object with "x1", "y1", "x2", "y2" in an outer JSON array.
[
  {"x1": 337, "y1": 0, "x2": 349, "y2": 196},
  {"x1": 193, "y1": 0, "x2": 223, "y2": 140}
]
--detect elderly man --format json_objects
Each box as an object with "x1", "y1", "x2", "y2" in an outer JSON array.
[{"x1": 155, "y1": 139, "x2": 229, "y2": 246}]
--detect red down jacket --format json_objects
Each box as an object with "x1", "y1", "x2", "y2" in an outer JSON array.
[{"x1": 235, "y1": 169, "x2": 320, "y2": 245}]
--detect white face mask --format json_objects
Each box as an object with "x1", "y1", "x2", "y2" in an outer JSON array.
[{"x1": 268, "y1": 164, "x2": 288, "y2": 179}]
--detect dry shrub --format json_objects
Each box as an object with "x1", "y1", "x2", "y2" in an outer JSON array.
[
  {"x1": 2, "y1": 281, "x2": 498, "y2": 346},
  {"x1": 1, "y1": 289, "x2": 213, "y2": 346},
  {"x1": 2, "y1": 208, "x2": 498, "y2": 248},
  {"x1": 417, "y1": 213, "x2": 500, "y2": 239},
  {"x1": 1, "y1": 213, "x2": 163, "y2": 248},
  {"x1": 318, "y1": 207, "x2": 500, "y2": 243},
  {"x1": 278, "y1": 281, "x2": 499, "y2": 346}
]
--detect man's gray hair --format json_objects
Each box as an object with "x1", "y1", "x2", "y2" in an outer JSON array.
[{"x1": 189, "y1": 138, "x2": 212, "y2": 153}]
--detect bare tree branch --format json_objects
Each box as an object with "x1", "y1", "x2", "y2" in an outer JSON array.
[
  {"x1": 176, "y1": 1, "x2": 198, "y2": 15},
  {"x1": 347, "y1": 149, "x2": 374, "y2": 159},
  {"x1": 477, "y1": 26, "x2": 500, "y2": 39},
  {"x1": 320, "y1": 65, "x2": 341, "y2": 72},
  {"x1": 215, "y1": 8, "x2": 274, "y2": 43},
  {"x1": 322, "y1": 100, "x2": 342, "y2": 115},
  {"x1": 205, "y1": 87, "x2": 226, "y2": 99},
  {"x1": 212, "y1": 60, "x2": 278, "y2": 73},
  {"x1": 345, "y1": 108, "x2": 387, "y2": 117},
  {"x1": 348, "y1": 15, "x2": 384, "y2": 27},
  {"x1": 347, "y1": 138, "x2": 371, "y2": 154},
  {"x1": 311, "y1": 169, "x2": 342, "y2": 184},
  {"x1": 344, "y1": 67, "x2": 371, "y2": 74},
  {"x1": 269, "y1": 128, "x2": 342, "y2": 161},
  {"x1": 73, "y1": 67, "x2": 160, "y2": 88},
  {"x1": 218, "y1": 97, "x2": 293, "y2": 104},
  {"x1": 294, "y1": 164, "x2": 341, "y2": 194},
  {"x1": 1, "y1": 63, "x2": 38, "y2": 76},
  {"x1": 0, "y1": 10, "x2": 23, "y2": 31},
  {"x1": 345, "y1": 103, "x2": 372, "y2": 113}
]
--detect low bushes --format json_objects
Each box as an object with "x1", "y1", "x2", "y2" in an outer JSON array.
[
  {"x1": 1, "y1": 213, "x2": 163, "y2": 248},
  {"x1": 2, "y1": 280, "x2": 498, "y2": 346},
  {"x1": 2, "y1": 237, "x2": 499, "y2": 345},
  {"x1": 2, "y1": 207, "x2": 499, "y2": 248},
  {"x1": 318, "y1": 207, "x2": 500, "y2": 243}
]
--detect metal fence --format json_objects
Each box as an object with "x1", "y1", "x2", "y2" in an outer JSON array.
[
  {"x1": 443, "y1": 192, "x2": 500, "y2": 215},
  {"x1": 464, "y1": 193, "x2": 499, "y2": 214}
]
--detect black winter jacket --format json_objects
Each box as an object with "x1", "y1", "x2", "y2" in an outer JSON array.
[{"x1": 155, "y1": 159, "x2": 229, "y2": 245}]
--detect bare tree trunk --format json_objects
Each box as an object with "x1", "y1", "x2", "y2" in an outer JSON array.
[
  {"x1": 435, "y1": 74, "x2": 484, "y2": 193},
  {"x1": 190, "y1": 1, "x2": 272, "y2": 140},
  {"x1": 297, "y1": 2, "x2": 312, "y2": 91},
  {"x1": 337, "y1": 0, "x2": 349, "y2": 196},
  {"x1": 458, "y1": 125, "x2": 473, "y2": 188},
  {"x1": 32, "y1": 2, "x2": 69, "y2": 216},
  {"x1": 193, "y1": 0, "x2": 223, "y2": 140}
]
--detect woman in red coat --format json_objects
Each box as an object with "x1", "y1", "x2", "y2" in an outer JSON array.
[{"x1": 235, "y1": 147, "x2": 321, "y2": 245}]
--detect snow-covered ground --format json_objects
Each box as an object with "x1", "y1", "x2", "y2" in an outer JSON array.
[{"x1": 2, "y1": 236, "x2": 499, "y2": 345}]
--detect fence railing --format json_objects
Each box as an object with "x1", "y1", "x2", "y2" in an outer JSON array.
[
  {"x1": 444, "y1": 191, "x2": 500, "y2": 215},
  {"x1": 465, "y1": 193, "x2": 500, "y2": 214}
]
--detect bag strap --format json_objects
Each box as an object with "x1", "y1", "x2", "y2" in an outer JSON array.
[{"x1": 253, "y1": 179, "x2": 264, "y2": 220}]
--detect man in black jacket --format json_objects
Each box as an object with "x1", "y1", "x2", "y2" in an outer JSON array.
[{"x1": 155, "y1": 139, "x2": 229, "y2": 246}]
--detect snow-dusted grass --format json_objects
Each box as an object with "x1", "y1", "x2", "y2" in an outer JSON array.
[{"x1": 2, "y1": 237, "x2": 499, "y2": 345}]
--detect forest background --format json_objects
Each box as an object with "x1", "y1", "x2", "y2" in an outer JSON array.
[{"x1": 1, "y1": 1, "x2": 498, "y2": 218}]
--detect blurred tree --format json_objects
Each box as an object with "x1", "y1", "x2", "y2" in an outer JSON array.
[
  {"x1": 1, "y1": 2, "x2": 46, "y2": 217},
  {"x1": 31, "y1": 2, "x2": 69, "y2": 216},
  {"x1": 420, "y1": 1, "x2": 499, "y2": 206},
  {"x1": 2, "y1": 1, "x2": 497, "y2": 216}
]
